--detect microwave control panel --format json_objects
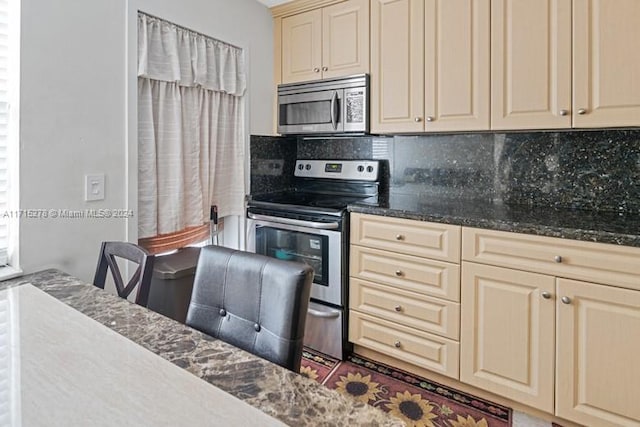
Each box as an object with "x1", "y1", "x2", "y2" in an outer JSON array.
[{"x1": 346, "y1": 90, "x2": 364, "y2": 123}]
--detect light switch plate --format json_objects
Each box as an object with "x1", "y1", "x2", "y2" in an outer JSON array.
[{"x1": 85, "y1": 173, "x2": 105, "y2": 201}]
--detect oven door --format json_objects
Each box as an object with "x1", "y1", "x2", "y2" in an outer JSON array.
[
  {"x1": 278, "y1": 89, "x2": 343, "y2": 135},
  {"x1": 246, "y1": 215, "x2": 342, "y2": 307}
]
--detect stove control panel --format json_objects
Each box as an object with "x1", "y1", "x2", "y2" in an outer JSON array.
[{"x1": 294, "y1": 160, "x2": 379, "y2": 181}]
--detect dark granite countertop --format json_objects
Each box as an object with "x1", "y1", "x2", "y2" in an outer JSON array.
[
  {"x1": 0, "y1": 269, "x2": 404, "y2": 427},
  {"x1": 349, "y1": 192, "x2": 640, "y2": 248}
]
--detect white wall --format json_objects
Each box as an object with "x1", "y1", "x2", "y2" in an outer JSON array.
[{"x1": 20, "y1": 0, "x2": 274, "y2": 282}]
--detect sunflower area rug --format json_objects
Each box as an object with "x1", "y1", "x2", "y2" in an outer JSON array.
[{"x1": 301, "y1": 348, "x2": 512, "y2": 427}]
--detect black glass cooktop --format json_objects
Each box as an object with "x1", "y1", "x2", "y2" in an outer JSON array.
[{"x1": 250, "y1": 192, "x2": 372, "y2": 210}]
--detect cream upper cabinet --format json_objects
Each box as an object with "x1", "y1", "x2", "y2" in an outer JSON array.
[
  {"x1": 371, "y1": 0, "x2": 489, "y2": 133},
  {"x1": 424, "y1": 0, "x2": 490, "y2": 132},
  {"x1": 281, "y1": 0, "x2": 369, "y2": 84},
  {"x1": 573, "y1": 0, "x2": 640, "y2": 128},
  {"x1": 370, "y1": 0, "x2": 424, "y2": 133},
  {"x1": 281, "y1": 9, "x2": 322, "y2": 84},
  {"x1": 460, "y1": 262, "x2": 556, "y2": 413},
  {"x1": 491, "y1": 0, "x2": 572, "y2": 130},
  {"x1": 490, "y1": 0, "x2": 640, "y2": 129},
  {"x1": 556, "y1": 278, "x2": 640, "y2": 427},
  {"x1": 321, "y1": 0, "x2": 370, "y2": 79}
]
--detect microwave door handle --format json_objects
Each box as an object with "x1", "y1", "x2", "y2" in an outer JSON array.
[{"x1": 330, "y1": 91, "x2": 339, "y2": 130}]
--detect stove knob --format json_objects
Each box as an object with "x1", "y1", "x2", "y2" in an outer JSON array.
[
  {"x1": 298, "y1": 164, "x2": 304, "y2": 170},
  {"x1": 305, "y1": 164, "x2": 311, "y2": 170},
  {"x1": 357, "y1": 165, "x2": 364, "y2": 172},
  {"x1": 366, "y1": 166, "x2": 374, "y2": 173}
]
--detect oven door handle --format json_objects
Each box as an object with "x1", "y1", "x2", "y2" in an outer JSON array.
[
  {"x1": 307, "y1": 308, "x2": 341, "y2": 319},
  {"x1": 248, "y1": 213, "x2": 340, "y2": 230}
]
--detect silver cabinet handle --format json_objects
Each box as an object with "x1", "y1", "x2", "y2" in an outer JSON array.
[
  {"x1": 394, "y1": 305, "x2": 402, "y2": 312},
  {"x1": 395, "y1": 270, "x2": 403, "y2": 277},
  {"x1": 395, "y1": 234, "x2": 404, "y2": 241},
  {"x1": 414, "y1": 117, "x2": 422, "y2": 122},
  {"x1": 554, "y1": 255, "x2": 563, "y2": 263},
  {"x1": 313, "y1": 67, "x2": 320, "y2": 73},
  {"x1": 322, "y1": 66, "x2": 328, "y2": 72},
  {"x1": 307, "y1": 308, "x2": 340, "y2": 319},
  {"x1": 559, "y1": 109, "x2": 568, "y2": 116},
  {"x1": 561, "y1": 296, "x2": 572, "y2": 305},
  {"x1": 578, "y1": 108, "x2": 587, "y2": 115},
  {"x1": 426, "y1": 116, "x2": 434, "y2": 122},
  {"x1": 394, "y1": 340, "x2": 401, "y2": 348},
  {"x1": 541, "y1": 292, "x2": 552, "y2": 299},
  {"x1": 247, "y1": 212, "x2": 339, "y2": 230}
]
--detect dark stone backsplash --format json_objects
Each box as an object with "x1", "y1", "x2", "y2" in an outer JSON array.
[
  {"x1": 249, "y1": 135, "x2": 297, "y2": 195},
  {"x1": 495, "y1": 130, "x2": 640, "y2": 212},
  {"x1": 250, "y1": 129, "x2": 640, "y2": 214}
]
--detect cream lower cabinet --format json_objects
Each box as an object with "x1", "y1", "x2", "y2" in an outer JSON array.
[
  {"x1": 349, "y1": 213, "x2": 462, "y2": 379},
  {"x1": 461, "y1": 227, "x2": 640, "y2": 426},
  {"x1": 460, "y1": 262, "x2": 556, "y2": 413},
  {"x1": 556, "y1": 278, "x2": 640, "y2": 427}
]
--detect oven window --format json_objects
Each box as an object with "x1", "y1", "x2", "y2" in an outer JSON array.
[
  {"x1": 255, "y1": 226, "x2": 329, "y2": 287},
  {"x1": 279, "y1": 101, "x2": 332, "y2": 126}
]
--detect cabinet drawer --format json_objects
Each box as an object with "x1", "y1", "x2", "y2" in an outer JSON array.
[
  {"x1": 349, "y1": 311, "x2": 460, "y2": 379},
  {"x1": 350, "y1": 213, "x2": 461, "y2": 262},
  {"x1": 350, "y1": 245, "x2": 460, "y2": 302},
  {"x1": 350, "y1": 278, "x2": 460, "y2": 340},
  {"x1": 462, "y1": 227, "x2": 640, "y2": 291}
]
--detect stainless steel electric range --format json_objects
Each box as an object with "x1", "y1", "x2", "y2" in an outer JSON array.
[{"x1": 246, "y1": 159, "x2": 381, "y2": 359}]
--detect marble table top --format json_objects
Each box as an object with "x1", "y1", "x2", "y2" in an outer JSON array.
[
  {"x1": 0, "y1": 270, "x2": 404, "y2": 427},
  {"x1": 1, "y1": 284, "x2": 285, "y2": 427}
]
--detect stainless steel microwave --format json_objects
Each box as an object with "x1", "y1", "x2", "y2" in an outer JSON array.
[{"x1": 277, "y1": 74, "x2": 369, "y2": 135}]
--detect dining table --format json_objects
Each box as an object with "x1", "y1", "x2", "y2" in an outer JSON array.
[{"x1": 0, "y1": 269, "x2": 404, "y2": 426}]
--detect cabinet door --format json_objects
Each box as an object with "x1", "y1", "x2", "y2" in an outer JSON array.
[
  {"x1": 424, "y1": 0, "x2": 490, "y2": 132},
  {"x1": 282, "y1": 9, "x2": 322, "y2": 84},
  {"x1": 460, "y1": 262, "x2": 555, "y2": 413},
  {"x1": 556, "y1": 278, "x2": 640, "y2": 426},
  {"x1": 371, "y1": 0, "x2": 424, "y2": 133},
  {"x1": 322, "y1": 0, "x2": 369, "y2": 79},
  {"x1": 491, "y1": 0, "x2": 572, "y2": 130},
  {"x1": 573, "y1": 0, "x2": 640, "y2": 127}
]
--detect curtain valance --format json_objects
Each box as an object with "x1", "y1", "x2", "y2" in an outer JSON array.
[{"x1": 137, "y1": 13, "x2": 246, "y2": 96}]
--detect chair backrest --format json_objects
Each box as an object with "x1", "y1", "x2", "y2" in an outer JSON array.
[
  {"x1": 93, "y1": 241, "x2": 155, "y2": 306},
  {"x1": 186, "y1": 246, "x2": 313, "y2": 372}
]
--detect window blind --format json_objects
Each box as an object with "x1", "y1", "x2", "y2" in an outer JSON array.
[{"x1": 0, "y1": 0, "x2": 12, "y2": 266}]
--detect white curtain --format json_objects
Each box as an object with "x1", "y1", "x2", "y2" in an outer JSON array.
[{"x1": 137, "y1": 13, "x2": 246, "y2": 239}]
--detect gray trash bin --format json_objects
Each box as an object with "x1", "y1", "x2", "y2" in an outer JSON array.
[{"x1": 147, "y1": 247, "x2": 201, "y2": 323}]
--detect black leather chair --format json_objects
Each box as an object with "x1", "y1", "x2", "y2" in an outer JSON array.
[
  {"x1": 93, "y1": 241, "x2": 155, "y2": 306},
  {"x1": 186, "y1": 246, "x2": 313, "y2": 372}
]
